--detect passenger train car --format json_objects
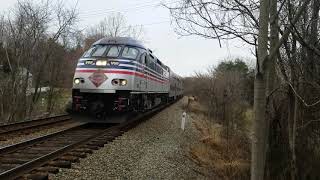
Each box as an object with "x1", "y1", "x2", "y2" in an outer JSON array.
[{"x1": 70, "y1": 37, "x2": 183, "y2": 122}]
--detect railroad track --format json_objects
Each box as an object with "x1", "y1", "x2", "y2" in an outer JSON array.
[
  {"x1": 0, "y1": 115, "x2": 72, "y2": 140},
  {"x1": 0, "y1": 102, "x2": 173, "y2": 180}
]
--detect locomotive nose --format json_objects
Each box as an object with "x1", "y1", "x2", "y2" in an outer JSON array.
[{"x1": 88, "y1": 70, "x2": 108, "y2": 87}]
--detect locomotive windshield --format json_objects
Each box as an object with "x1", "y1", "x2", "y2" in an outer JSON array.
[
  {"x1": 82, "y1": 44, "x2": 140, "y2": 60},
  {"x1": 121, "y1": 47, "x2": 139, "y2": 59},
  {"x1": 91, "y1": 45, "x2": 108, "y2": 57},
  {"x1": 107, "y1": 46, "x2": 122, "y2": 57},
  {"x1": 82, "y1": 45, "x2": 121, "y2": 58}
]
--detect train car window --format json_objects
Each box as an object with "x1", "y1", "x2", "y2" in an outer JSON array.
[
  {"x1": 107, "y1": 45, "x2": 122, "y2": 57},
  {"x1": 121, "y1": 47, "x2": 139, "y2": 60}
]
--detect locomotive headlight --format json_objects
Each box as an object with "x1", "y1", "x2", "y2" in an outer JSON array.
[
  {"x1": 112, "y1": 79, "x2": 127, "y2": 86},
  {"x1": 96, "y1": 60, "x2": 107, "y2": 66},
  {"x1": 120, "y1": 79, "x2": 127, "y2": 86},
  {"x1": 74, "y1": 78, "x2": 80, "y2": 84},
  {"x1": 112, "y1": 79, "x2": 119, "y2": 86}
]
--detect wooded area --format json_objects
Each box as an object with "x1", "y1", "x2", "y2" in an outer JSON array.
[
  {"x1": 0, "y1": 0, "x2": 78, "y2": 122},
  {"x1": 168, "y1": 0, "x2": 320, "y2": 179},
  {"x1": 0, "y1": 1, "x2": 143, "y2": 123}
]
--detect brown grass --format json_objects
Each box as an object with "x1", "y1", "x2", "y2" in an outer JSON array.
[
  {"x1": 190, "y1": 116, "x2": 250, "y2": 179},
  {"x1": 183, "y1": 98, "x2": 207, "y2": 115}
]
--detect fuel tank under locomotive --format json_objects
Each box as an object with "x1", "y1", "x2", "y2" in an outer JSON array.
[{"x1": 70, "y1": 89, "x2": 135, "y2": 122}]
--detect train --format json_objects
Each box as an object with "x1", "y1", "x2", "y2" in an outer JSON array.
[{"x1": 69, "y1": 37, "x2": 183, "y2": 122}]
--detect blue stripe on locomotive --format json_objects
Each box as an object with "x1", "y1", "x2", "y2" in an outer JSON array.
[{"x1": 77, "y1": 61, "x2": 169, "y2": 81}]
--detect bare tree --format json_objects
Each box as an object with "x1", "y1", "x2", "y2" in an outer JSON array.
[
  {"x1": 85, "y1": 12, "x2": 144, "y2": 48},
  {"x1": 166, "y1": 0, "x2": 316, "y2": 179},
  {"x1": 165, "y1": 0, "x2": 260, "y2": 46},
  {"x1": 0, "y1": 0, "x2": 78, "y2": 121}
]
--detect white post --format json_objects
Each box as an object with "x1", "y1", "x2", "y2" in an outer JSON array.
[
  {"x1": 41, "y1": 98, "x2": 45, "y2": 107},
  {"x1": 181, "y1": 112, "x2": 187, "y2": 131}
]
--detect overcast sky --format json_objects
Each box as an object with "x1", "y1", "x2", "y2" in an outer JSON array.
[{"x1": 0, "y1": 0, "x2": 254, "y2": 76}]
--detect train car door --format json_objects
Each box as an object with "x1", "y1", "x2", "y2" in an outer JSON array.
[{"x1": 139, "y1": 53, "x2": 148, "y2": 91}]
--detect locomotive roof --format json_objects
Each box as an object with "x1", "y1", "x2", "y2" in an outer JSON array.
[{"x1": 93, "y1": 37, "x2": 146, "y2": 49}]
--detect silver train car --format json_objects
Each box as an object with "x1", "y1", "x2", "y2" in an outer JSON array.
[{"x1": 70, "y1": 37, "x2": 183, "y2": 121}]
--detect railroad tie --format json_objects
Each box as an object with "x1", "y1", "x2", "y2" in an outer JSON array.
[
  {"x1": 72, "y1": 148, "x2": 93, "y2": 154},
  {"x1": 22, "y1": 173, "x2": 49, "y2": 180},
  {"x1": 35, "y1": 166, "x2": 60, "y2": 174},
  {"x1": 87, "y1": 141, "x2": 105, "y2": 147},
  {"x1": 66, "y1": 152, "x2": 87, "y2": 158},
  {"x1": 0, "y1": 163, "x2": 19, "y2": 170},
  {"x1": 0, "y1": 157, "x2": 29, "y2": 164},
  {"x1": 47, "y1": 160, "x2": 71, "y2": 169},
  {"x1": 81, "y1": 145, "x2": 99, "y2": 150},
  {"x1": 58, "y1": 155, "x2": 80, "y2": 163},
  {"x1": 20, "y1": 148, "x2": 53, "y2": 154},
  {"x1": 31, "y1": 147, "x2": 58, "y2": 151},
  {"x1": 5, "y1": 153, "x2": 39, "y2": 159}
]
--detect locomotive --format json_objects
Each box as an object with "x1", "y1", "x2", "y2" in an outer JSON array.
[{"x1": 69, "y1": 37, "x2": 183, "y2": 122}]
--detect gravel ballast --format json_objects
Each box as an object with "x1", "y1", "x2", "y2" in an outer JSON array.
[{"x1": 52, "y1": 98, "x2": 204, "y2": 179}]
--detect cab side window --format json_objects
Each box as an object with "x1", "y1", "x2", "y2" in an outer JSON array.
[
  {"x1": 140, "y1": 53, "x2": 147, "y2": 64},
  {"x1": 147, "y1": 54, "x2": 155, "y2": 70}
]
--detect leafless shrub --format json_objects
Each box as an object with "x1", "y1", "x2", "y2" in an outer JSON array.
[
  {"x1": 185, "y1": 59, "x2": 253, "y2": 178},
  {"x1": 184, "y1": 59, "x2": 253, "y2": 131},
  {"x1": 190, "y1": 118, "x2": 250, "y2": 179}
]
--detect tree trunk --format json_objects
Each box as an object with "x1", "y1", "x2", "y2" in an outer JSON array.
[
  {"x1": 266, "y1": 0, "x2": 278, "y2": 95},
  {"x1": 251, "y1": 0, "x2": 270, "y2": 179},
  {"x1": 288, "y1": 83, "x2": 298, "y2": 180},
  {"x1": 265, "y1": 0, "x2": 279, "y2": 177}
]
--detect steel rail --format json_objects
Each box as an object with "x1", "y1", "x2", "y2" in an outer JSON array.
[
  {"x1": 0, "y1": 100, "x2": 178, "y2": 179},
  {"x1": 0, "y1": 123, "x2": 87, "y2": 155},
  {"x1": 0, "y1": 125, "x2": 113, "y2": 179},
  {"x1": 0, "y1": 114, "x2": 71, "y2": 136}
]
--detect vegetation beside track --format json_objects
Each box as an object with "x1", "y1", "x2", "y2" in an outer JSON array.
[
  {"x1": 187, "y1": 100, "x2": 251, "y2": 179},
  {"x1": 184, "y1": 59, "x2": 253, "y2": 179},
  {"x1": 29, "y1": 89, "x2": 71, "y2": 119}
]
